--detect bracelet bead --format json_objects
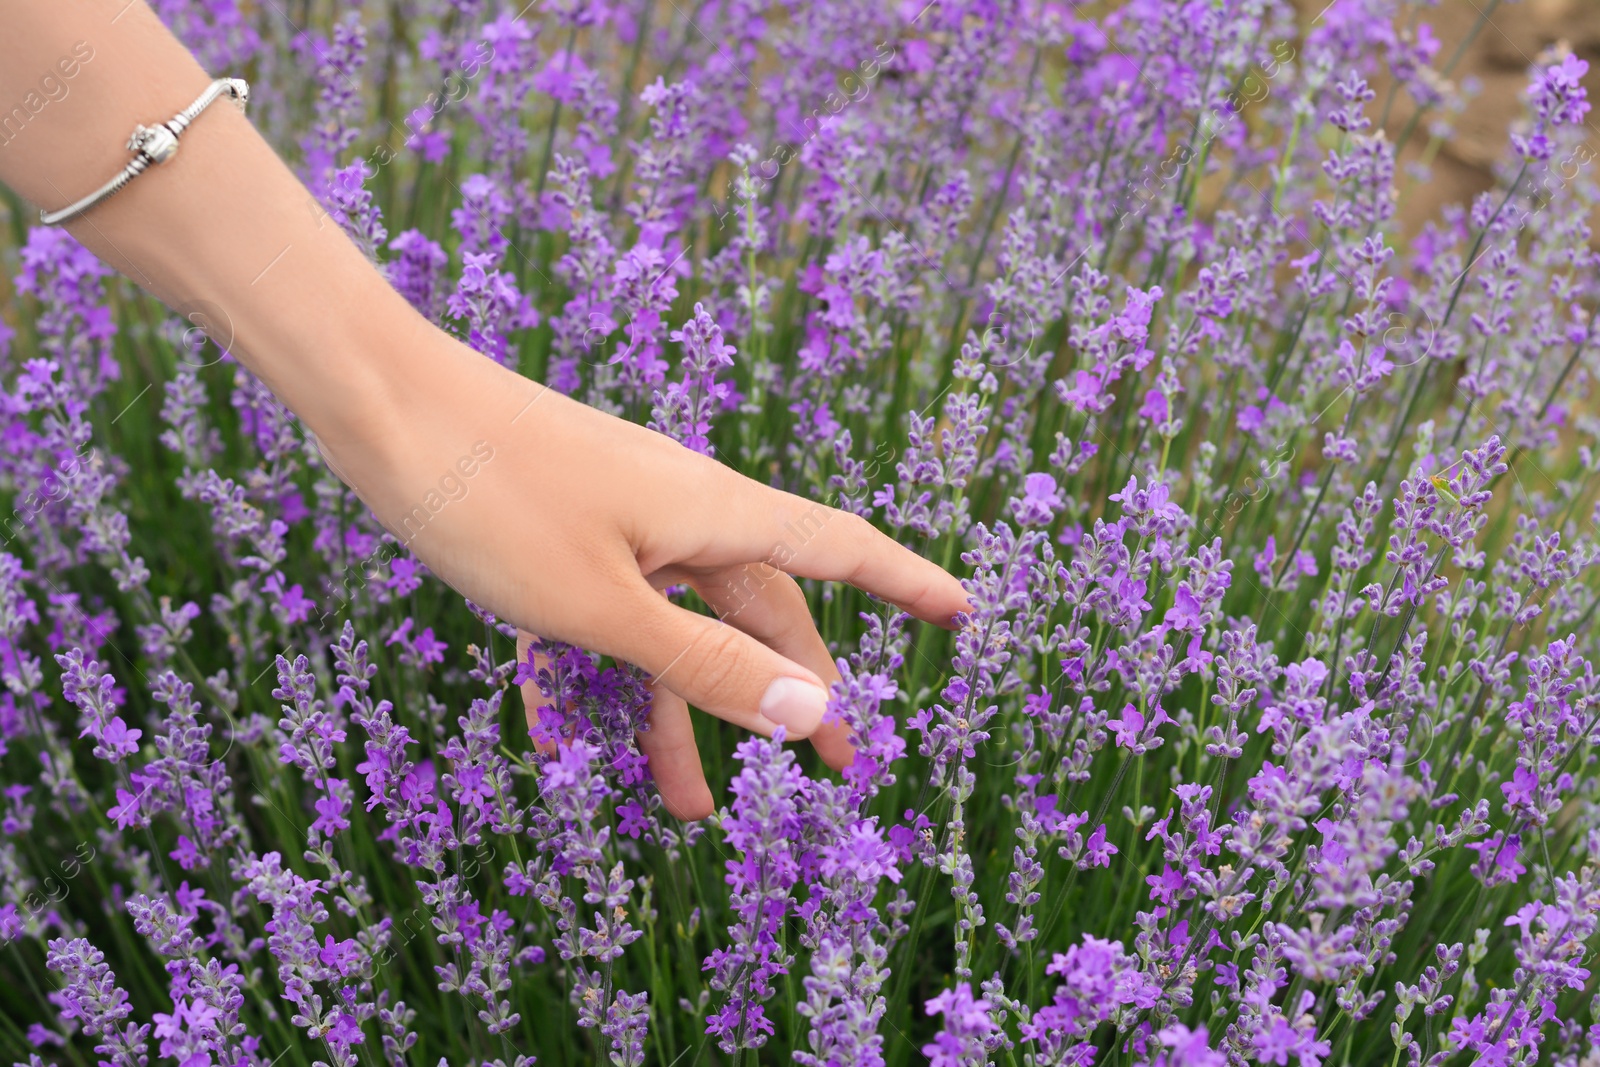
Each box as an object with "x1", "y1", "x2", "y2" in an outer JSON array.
[{"x1": 129, "y1": 124, "x2": 180, "y2": 164}]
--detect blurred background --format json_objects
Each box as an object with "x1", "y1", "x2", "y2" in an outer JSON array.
[{"x1": 1317, "y1": 0, "x2": 1600, "y2": 236}]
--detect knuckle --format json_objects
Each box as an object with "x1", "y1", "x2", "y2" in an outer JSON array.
[
  {"x1": 682, "y1": 622, "x2": 750, "y2": 704},
  {"x1": 836, "y1": 511, "x2": 877, "y2": 581},
  {"x1": 840, "y1": 510, "x2": 879, "y2": 550}
]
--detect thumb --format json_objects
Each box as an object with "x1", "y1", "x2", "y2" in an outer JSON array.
[{"x1": 599, "y1": 580, "x2": 831, "y2": 740}]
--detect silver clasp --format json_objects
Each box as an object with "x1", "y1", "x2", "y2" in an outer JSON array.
[{"x1": 128, "y1": 123, "x2": 180, "y2": 164}]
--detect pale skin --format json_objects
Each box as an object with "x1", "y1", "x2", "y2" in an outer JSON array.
[{"x1": 0, "y1": 2, "x2": 969, "y2": 819}]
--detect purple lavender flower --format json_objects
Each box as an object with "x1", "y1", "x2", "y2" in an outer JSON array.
[
  {"x1": 923, "y1": 983, "x2": 996, "y2": 1067},
  {"x1": 386, "y1": 230, "x2": 451, "y2": 321},
  {"x1": 45, "y1": 938, "x2": 149, "y2": 1067},
  {"x1": 299, "y1": 12, "x2": 367, "y2": 181},
  {"x1": 318, "y1": 159, "x2": 388, "y2": 263},
  {"x1": 704, "y1": 732, "x2": 804, "y2": 1052},
  {"x1": 1513, "y1": 52, "x2": 1591, "y2": 161},
  {"x1": 650, "y1": 302, "x2": 737, "y2": 455}
]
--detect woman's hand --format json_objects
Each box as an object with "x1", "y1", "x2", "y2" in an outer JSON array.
[
  {"x1": 0, "y1": 1, "x2": 968, "y2": 821},
  {"x1": 318, "y1": 331, "x2": 969, "y2": 819}
]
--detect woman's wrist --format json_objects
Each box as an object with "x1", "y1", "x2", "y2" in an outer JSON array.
[
  {"x1": 0, "y1": 1, "x2": 428, "y2": 447},
  {"x1": 74, "y1": 99, "x2": 424, "y2": 442},
  {"x1": 308, "y1": 323, "x2": 549, "y2": 522}
]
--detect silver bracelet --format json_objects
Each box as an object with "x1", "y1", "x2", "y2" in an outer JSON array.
[{"x1": 39, "y1": 77, "x2": 250, "y2": 226}]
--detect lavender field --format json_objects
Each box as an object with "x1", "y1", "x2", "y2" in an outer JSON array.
[{"x1": 2, "y1": 1, "x2": 1599, "y2": 1065}]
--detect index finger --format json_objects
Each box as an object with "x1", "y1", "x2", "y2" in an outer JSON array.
[{"x1": 755, "y1": 495, "x2": 970, "y2": 628}]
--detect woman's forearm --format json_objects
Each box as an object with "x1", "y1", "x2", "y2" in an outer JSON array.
[{"x1": 0, "y1": 0, "x2": 429, "y2": 446}]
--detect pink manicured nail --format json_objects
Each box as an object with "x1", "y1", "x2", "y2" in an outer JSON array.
[{"x1": 759, "y1": 676, "x2": 827, "y2": 736}]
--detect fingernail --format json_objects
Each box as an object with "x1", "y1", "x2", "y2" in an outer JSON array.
[{"x1": 759, "y1": 676, "x2": 827, "y2": 736}]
